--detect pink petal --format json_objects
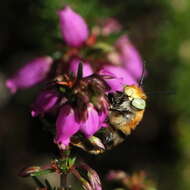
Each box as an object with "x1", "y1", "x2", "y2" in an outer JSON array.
[
  {"x1": 55, "y1": 104, "x2": 80, "y2": 148},
  {"x1": 69, "y1": 57, "x2": 93, "y2": 77},
  {"x1": 58, "y1": 6, "x2": 89, "y2": 47},
  {"x1": 31, "y1": 90, "x2": 59, "y2": 117},
  {"x1": 101, "y1": 18, "x2": 122, "y2": 36},
  {"x1": 6, "y1": 56, "x2": 53, "y2": 93},
  {"x1": 80, "y1": 104, "x2": 100, "y2": 137},
  {"x1": 99, "y1": 65, "x2": 137, "y2": 92},
  {"x1": 116, "y1": 35, "x2": 144, "y2": 79}
]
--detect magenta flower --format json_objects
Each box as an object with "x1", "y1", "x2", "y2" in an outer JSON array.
[
  {"x1": 101, "y1": 18, "x2": 122, "y2": 36},
  {"x1": 99, "y1": 65, "x2": 138, "y2": 92},
  {"x1": 80, "y1": 104, "x2": 100, "y2": 138},
  {"x1": 55, "y1": 104, "x2": 81, "y2": 149},
  {"x1": 31, "y1": 90, "x2": 59, "y2": 117},
  {"x1": 69, "y1": 57, "x2": 93, "y2": 77},
  {"x1": 6, "y1": 56, "x2": 53, "y2": 93},
  {"x1": 58, "y1": 6, "x2": 89, "y2": 47},
  {"x1": 116, "y1": 35, "x2": 144, "y2": 80},
  {"x1": 55, "y1": 103, "x2": 106, "y2": 149}
]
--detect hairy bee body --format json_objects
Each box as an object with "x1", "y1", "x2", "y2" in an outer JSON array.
[
  {"x1": 109, "y1": 85, "x2": 146, "y2": 135},
  {"x1": 71, "y1": 85, "x2": 147, "y2": 154}
]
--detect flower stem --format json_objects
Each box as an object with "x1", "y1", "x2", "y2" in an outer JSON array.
[
  {"x1": 60, "y1": 173, "x2": 68, "y2": 190},
  {"x1": 60, "y1": 149, "x2": 70, "y2": 190}
]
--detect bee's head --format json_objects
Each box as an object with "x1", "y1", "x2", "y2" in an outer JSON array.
[{"x1": 124, "y1": 85, "x2": 146, "y2": 110}]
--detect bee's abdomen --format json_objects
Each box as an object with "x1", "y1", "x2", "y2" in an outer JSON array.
[{"x1": 109, "y1": 110, "x2": 144, "y2": 135}]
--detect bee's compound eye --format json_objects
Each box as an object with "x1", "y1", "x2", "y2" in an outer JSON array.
[
  {"x1": 131, "y1": 98, "x2": 146, "y2": 110},
  {"x1": 124, "y1": 87, "x2": 134, "y2": 97}
]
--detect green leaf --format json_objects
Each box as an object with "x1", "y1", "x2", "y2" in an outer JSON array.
[
  {"x1": 30, "y1": 169, "x2": 54, "y2": 177},
  {"x1": 68, "y1": 157, "x2": 76, "y2": 168},
  {"x1": 59, "y1": 87, "x2": 66, "y2": 93}
]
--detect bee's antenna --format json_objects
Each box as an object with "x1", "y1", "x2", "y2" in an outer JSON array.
[
  {"x1": 146, "y1": 90, "x2": 176, "y2": 96},
  {"x1": 138, "y1": 62, "x2": 146, "y2": 87}
]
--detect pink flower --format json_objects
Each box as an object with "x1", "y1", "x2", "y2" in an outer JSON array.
[
  {"x1": 31, "y1": 90, "x2": 59, "y2": 117},
  {"x1": 69, "y1": 57, "x2": 93, "y2": 77},
  {"x1": 101, "y1": 18, "x2": 122, "y2": 36},
  {"x1": 6, "y1": 56, "x2": 53, "y2": 93},
  {"x1": 116, "y1": 35, "x2": 144, "y2": 80},
  {"x1": 80, "y1": 104, "x2": 100, "y2": 137},
  {"x1": 55, "y1": 104, "x2": 106, "y2": 149},
  {"x1": 99, "y1": 65, "x2": 138, "y2": 92},
  {"x1": 55, "y1": 104, "x2": 81, "y2": 149},
  {"x1": 58, "y1": 6, "x2": 89, "y2": 47}
]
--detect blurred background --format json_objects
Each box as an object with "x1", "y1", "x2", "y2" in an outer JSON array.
[{"x1": 1, "y1": 0, "x2": 190, "y2": 189}]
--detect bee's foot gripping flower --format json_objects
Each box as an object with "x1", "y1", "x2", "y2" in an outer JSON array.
[
  {"x1": 6, "y1": 56, "x2": 53, "y2": 94},
  {"x1": 58, "y1": 6, "x2": 89, "y2": 47}
]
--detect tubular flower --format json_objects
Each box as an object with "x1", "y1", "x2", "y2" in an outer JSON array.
[
  {"x1": 55, "y1": 104, "x2": 107, "y2": 148},
  {"x1": 80, "y1": 104, "x2": 100, "y2": 137},
  {"x1": 99, "y1": 65, "x2": 138, "y2": 92},
  {"x1": 58, "y1": 6, "x2": 89, "y2": 47},
  {"x1": 69, "y1": 57, "x2": 93, "y2": 77},
  {"x1": 55, "y1": 104, "x2": 81, "y2": 149},
  {"x1": 53, "y1": 65, "x2": 110, "y2": 149},
  {"x1": 6, "y1": 56, "x2": 53, "y2": 93},
  {"x1": 116, "y1": 35, "x2": 144, "y2": 80},
  {"x1": 31, "y1": 90, "x2": 60, "y2": 117}
]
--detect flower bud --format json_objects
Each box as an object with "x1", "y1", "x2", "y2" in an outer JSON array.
[
  {"x1": 31, "y1": 90, "x2": 59, "y2": 117},
  {"x1": 80, "y1": 162, "x2": 102, "y2": 190},
  {"x1": 6, "y1": 56, "x2": 53, "y2": 93},
  {"x1": 58, "y1": 6, "x2": 89, "y2": 47},
  {"x1": 101, "y1": 18, "x2": 122, "y2": 36},
  {"x1": 116, "y1": 35, "x2": 144, "y2": 80},
  {"x1": 19, "y1": 166, "x2": 41, "y2": 177},
  {"x1": 88, "y1": 169, "x2": 102, "y2": 190}
]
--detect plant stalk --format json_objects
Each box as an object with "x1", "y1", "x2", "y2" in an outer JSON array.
[{"x1": 60, "y1": 173, "x2": 68, "y2": 190}]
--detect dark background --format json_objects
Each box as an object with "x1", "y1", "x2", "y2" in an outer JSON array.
[{"x1": 1, "y1": 0, "x2": 190, "y2": 189}]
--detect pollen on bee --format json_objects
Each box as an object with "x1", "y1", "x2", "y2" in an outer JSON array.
[{"x1": 124, "y1": 85, "x2": 147, "y2": 100}]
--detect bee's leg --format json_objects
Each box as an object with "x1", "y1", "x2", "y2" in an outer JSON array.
[
  {"x1": 87, "y1": 136, "x2": 105, "y2": 154},
  {"x1": 71, "y1": 134, "x2": 105, "y2": 155},
  {"x1": 111, "y1": 130, "x2": 125, "y2": 147},
  {"x1": 70, "y1": 136, "x2": 89, "y2": 152},
  {"x1": 93, "y1": 127, "x2": 120, "y2": 150}
]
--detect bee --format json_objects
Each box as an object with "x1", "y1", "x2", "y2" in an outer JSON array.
[
  {"x1": 108, "y1": 85, "x2": 146, "y2": 135},
  {"x1": 71, "y1": 84, "x2": 147, "y2": 154}
]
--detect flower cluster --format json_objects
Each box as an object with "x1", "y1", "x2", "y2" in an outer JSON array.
[{"x1": 5, "y1": 6, "x2": 144, "y2": 150}]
